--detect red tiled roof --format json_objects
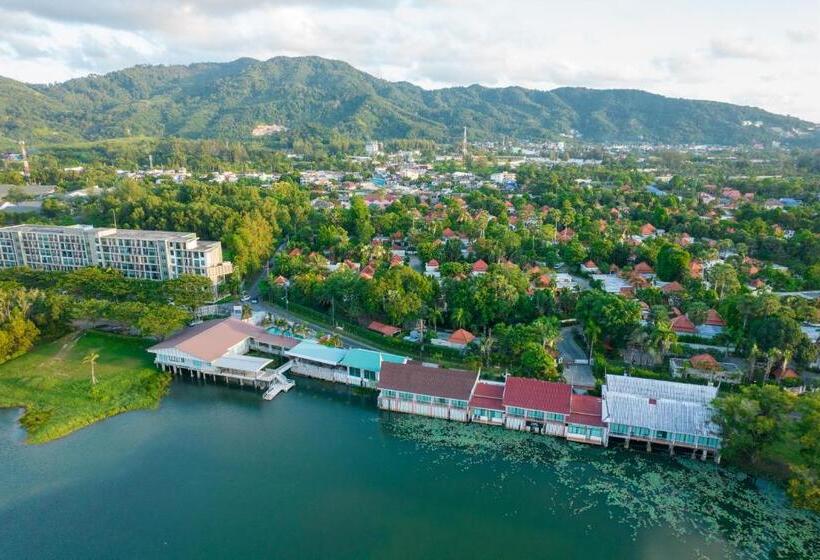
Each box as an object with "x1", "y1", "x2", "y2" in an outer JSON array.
[
  {"x1": 274, "y1": 275, "x2": 288, "y2": 286},
  {"x1": 448, "y1": 329, "x2": 475, "y2": 345},
  {"x1": 442, "y1": 227, "x2": 456, "y2": 237},
  {"x1": 427, "y1": 259, "x2": 439, "y2": 267},
  {"x1": 661, "y1": 281, "x2": 684, "y2": 294},
  {"x1": 368, "y1": 321, "x2": 401, "y2": 337},
  {"x1": 502, "y1": 376, "x2": 572, "y2": 414},
  {"x1": 472, "y1": 259, "x2": 488, "y2": 272},
  {"x1": 671, "y1": 315, "x2": 696, "y2": 333},
  {"x1": 377, "y1": 362, "x2": 477, "y2": 400},
  {"x1": 634, "y1": 261, "x2": 654, "y2": 274},
  {"x1": 568, "y1": 394, "x2": 604, "y2": 427},
  {"x1": 690, "y1": 353, "x2": 718, "y2": 369},
  {"x1": 469, "y1": 381, "x2": 505, "y2": 411},
  {"x1": 705, "y1": 309, "x2": 726, "y2": 326}
]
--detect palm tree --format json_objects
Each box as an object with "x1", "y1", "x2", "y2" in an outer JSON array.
[
  {"x1": 452, "y1": 307, "x2": 468, "y2": 329},
  {"x1": 83, "y1": 351, "x2": 100, "y2": 386}
]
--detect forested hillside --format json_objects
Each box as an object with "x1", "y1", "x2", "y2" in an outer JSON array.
[{"x1": 1, "y1": 56, "x2": 816, "y2": 148}]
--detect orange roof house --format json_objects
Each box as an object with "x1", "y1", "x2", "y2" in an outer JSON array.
[
  {"x1": 640, "y1": 223, "x2": 656, "y2": 236},
  {"x1": 448, "y1": 329, "x2": 476, "y2": 346},
  {"x1": 661, "y1": 281, "x2": 684, "y2": 294},
  {"x1": 368, "y1": 321, "x2": 401, "y2": 337},
  {"x1": 690, "y1": 353, "x2": 719, "y2": 370},
  {"x1": 705, "y1": 309, "x2": 726, "y2": 326},
  {"x1": 671, "y1": 315, "x2": 696, "y2": 334},
  {"x1": 472, "y1": 259, "x2": 488, "y2": 274}
]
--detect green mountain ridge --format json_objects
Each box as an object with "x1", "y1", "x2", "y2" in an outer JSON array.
[{"x1": 0, "y1": 55, "x2": 817, "y2": 147}]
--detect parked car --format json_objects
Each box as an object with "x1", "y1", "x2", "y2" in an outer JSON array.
[{"x1": 240, "y1": 294, "x2": 251, "y2": 302}]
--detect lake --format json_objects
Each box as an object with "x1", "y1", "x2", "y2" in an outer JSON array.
[{"x1": 1, "y1": 378, "x2": 817, "y2": 559}]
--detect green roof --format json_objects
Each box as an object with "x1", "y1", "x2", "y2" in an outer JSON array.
[
  {"x1": 286, "y1": 341, "x2": 347, "y2": 365},
  {"x1": 339, "y1": 348, "x2": 407, "y2": 373}
]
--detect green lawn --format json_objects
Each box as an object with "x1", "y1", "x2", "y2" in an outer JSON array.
[{"x1": 0, "y1": 331, "x2": 170, "y2": 444}]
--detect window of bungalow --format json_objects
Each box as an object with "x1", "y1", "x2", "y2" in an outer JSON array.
[
  {"x1": 526, "y1": 409, "x2": 545, "y2": 421},
  {"x1": 507, "y1": 406, "x2": 525, "y2": 416},
  {"x1": 349, "y1": 367, "x2": 361, "y2": 377},
  {"x1": 568, "y1": 425, "x2": 586, "y2": 436},
  {"x1": 363, "y1": 370, "x2": 377, "y2": 381},
  {"x1": 382, "y1": 389, "x2": 397, "y2": 398},
  {"x1": 434, "y1": 397, "x2": 449, "y2": 406},
  {"x1": 488, "y1": 410, "x2": 502, "y2": 419},
  {"x1": 415, "y1": 394, "x2": 433, "y2": 404},
  {"x1": 655, "y1": 430, "x2": 668, "y2": 440},
  {"x1": 473, "y1": 408, "x2": 486, "y2": 417},
  {"x1": 545, "y1": 412, "x2": 564, "y2": 422},
  {"x1": 707, "y1": 438, "x2": 720, "y2": 448},
  {"x1": 398, "y1": 391, "x2": 414, "y2": 401},
  {"x1": 451, "y1": 400, "x2": 468, "y2": 409},
  {"x1": 589, "y1": 427, "x2": 603, "y2": 438}
]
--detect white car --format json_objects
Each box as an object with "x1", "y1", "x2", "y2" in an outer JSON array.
[{"x1": 240, "y1": 294, "x2": 251, "y2": 302}]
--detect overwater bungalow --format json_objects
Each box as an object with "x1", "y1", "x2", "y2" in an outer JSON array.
[
  {"x1": 601, "y1": 374, "x2": 722, "y2": 461},
  {"x1": 147, "y1": 317, "x2": 298, "y2": 388},
  {"x1": 468, "y1": 381, "x2": 505, "y2": 425},
  {"x1": 377, "y1": 362, "x2": 478, "y2": 421},
  {"x1": 502, "y1": 377, "x2": 572, "y2": 437},
  {"x1": 285, "y1": 341, "x2": 407, "y2": 388}
]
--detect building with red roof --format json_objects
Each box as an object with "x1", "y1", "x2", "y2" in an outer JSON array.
[
  {"x1": 502, "y1": 376, "x2": 572, "y2": 436},
  {"x1": 469, "y1": 381, "x2": 506, "y2": 425},
  {"x1": 368, "y1": 321, "x2": 401, "y2": 337},
  {"x1": 566, "y1": 394, "x2": 605, "y2": 445},
  {"x1": 671, "y1": 314, "x2": 696, "y2": 334},
  {"x1": 661, "y1": 281, "x2": 684, "y2": 295},
  {"x1": 471, "y1": 259, "x2": 488, "y2": 275},
  {"x1": 634, "y1": 261, "x2": 655, "y2": 277},
  {"x1": 377, "y1": 362, "x2": 478, "y2": 422},
  {"x1": 448, "y1": 328, "x2": 476, "y2": 347}
]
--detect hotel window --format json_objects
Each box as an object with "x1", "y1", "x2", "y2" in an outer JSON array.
[
  {"x1": 382, "y1": 390, "x2": 397, "y2": 398},
  {"x1": 434, "y1": 397, "x2": 448, "y2": 406},
  {"x1": 568, "y1": 425, "x2": 586, "y2": 436},
  {"x1": 473, "y1": 408, "x2": 485, "y2": 417},
  {"x1": 415, "y1": 394, "x2": 432, "y2": 404},
  {"x1": 363, "y1": 370, "x2": 376, "y2": 381},
  {"x1": 526, "y1": 410, "x2": 545, "y2": 421},
  {"x1": 398, "y1": 392, "x2": 414, "y2": 401},
  {"x1": 451, "y1": 400, "x2": 467, "y2": 409},
  {"x1": 349, "y1": 367, "x2": 361, "y2": 377},
  {"x1": 508, "y1": 406, "x2": 525, "y2": 416},
  {"x1": 589, "y1": 428, "x2": 603, "y2": 438},
  {"x1": 545, "y1": 412, "x2": 564, "y2": 422}
]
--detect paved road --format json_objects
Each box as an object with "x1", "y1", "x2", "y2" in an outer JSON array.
[{"x1": 558, "y1": 326, "x2": 596, "y2": 388}]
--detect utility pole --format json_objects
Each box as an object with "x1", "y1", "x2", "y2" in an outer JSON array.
[{"x1": 417, "y1": 318, "x2": 426, "y2": 360}]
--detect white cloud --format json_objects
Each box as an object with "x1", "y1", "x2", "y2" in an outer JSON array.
[{"x1": 0, "y1": 0, "x2": 818, "y2": 121}]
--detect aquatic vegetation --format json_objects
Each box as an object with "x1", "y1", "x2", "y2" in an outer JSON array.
[{"x1": 383, "y1": 413, "x2": 820, "y2": 560}]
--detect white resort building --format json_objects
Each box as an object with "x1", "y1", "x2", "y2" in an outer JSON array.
[{"x1": 0, "y1": 224, "x2": 233, "y2": 289}]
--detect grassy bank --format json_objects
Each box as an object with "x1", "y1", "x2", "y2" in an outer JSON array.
[{"x1": 0, "y1": 331, "x2": 170, "y2": 444}]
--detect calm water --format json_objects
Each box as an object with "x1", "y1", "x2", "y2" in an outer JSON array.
[{"x1": 1, "y1": 379, "x2": 817, "y2": 560}]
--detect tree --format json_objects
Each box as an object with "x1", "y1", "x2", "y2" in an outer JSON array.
[
  {"x1": 519, "y1": 342, "x2": 558, "y2": 380},
  {"x1": 164, "y1": 275, "x2": 214, "y2": 312},
  {"x1": 713, "y1": 384, "x2": 794, "y2": 463},
  {"x1": 707, "y1": 263, "x2": 741, "y2": 298},
  {"x1": 347, "y1": 195, "x2": 375, "y2": 243},
  {"x1": 575, "y1": 291, "x2": 641, "y2": 351},
  {"x1": 656, "y1": 244, "x2": 691, "y2": 281},
  {"x1": 83, "y1": 351, "x2": 100, "y2": 386}
]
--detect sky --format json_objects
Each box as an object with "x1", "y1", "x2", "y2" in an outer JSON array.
[{"x1": 0, "y1": 0, "x2": 818, "y2": 121}]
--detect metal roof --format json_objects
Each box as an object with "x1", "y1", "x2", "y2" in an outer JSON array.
[
  {"x1": 602, "y1": 375, "x2": 720, "y2": 437},
  {"x1": 285, "y1": 341, "x2": 347, "y2": 366},
  {"x1": 212, "y1": 355, "x2": 273, "y2": 372},
  {"x1": 338, "y1": 348, "x2": 406, "y2": 372}
]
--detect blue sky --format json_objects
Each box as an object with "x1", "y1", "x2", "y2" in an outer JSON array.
[{"x1": 0, "y1": 0, "x2": 818, "y2": 120}]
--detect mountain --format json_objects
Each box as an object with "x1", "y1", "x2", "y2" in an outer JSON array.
[{"x1": 1, "y1": 56, "x2": 817, "y2": 147}]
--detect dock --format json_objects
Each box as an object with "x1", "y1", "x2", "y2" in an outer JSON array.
[{"x1": 262, "y1": 362, "x2": 295, "y2": 400}]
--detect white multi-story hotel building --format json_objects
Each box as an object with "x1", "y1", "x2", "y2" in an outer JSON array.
[{"x1": 0, "y1": 224, "x2": 233, "y2": 288}]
